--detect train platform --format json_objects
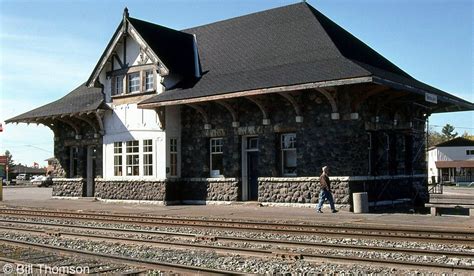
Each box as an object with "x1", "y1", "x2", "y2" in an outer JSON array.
[{"x1": 1, "y1": 186, "x2": 473, "y2": 231}]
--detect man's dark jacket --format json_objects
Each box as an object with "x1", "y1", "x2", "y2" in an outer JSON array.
[{"x1": 320, "y1": 173, "x2": 331, "y2": 191}]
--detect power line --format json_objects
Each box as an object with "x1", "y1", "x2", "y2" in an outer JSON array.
[{"x1": 430, "y1": 125, "x2": 474, "y2": 130}]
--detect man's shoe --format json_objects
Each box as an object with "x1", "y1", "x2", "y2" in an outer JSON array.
[
  {"x1": 332, "y1": 209, "x2": 338, "y2": 213},
  {"x1": 317, "y1": 209, "x2": 323, "y2": 213}
]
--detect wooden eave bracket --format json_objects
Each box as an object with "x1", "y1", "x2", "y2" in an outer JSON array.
[
  {"x1": 313, "y1": 88, "x2": 339, "y2": 120},
  {"x1": 215, "y1": 100, "x2": 239, "y2": 127},
  {"x1": 246, "y1": 97, "x2": 270, "y2": 125},
  {"x1": 279, "y1": 92, "x2": 303, "y2": 123},
  {"x1": 186, "y1": 104, "x2": 210, "y2": 129}
]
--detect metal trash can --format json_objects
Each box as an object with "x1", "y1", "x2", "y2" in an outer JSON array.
[{"x1": 353, "y1": 192, "x2": 369, "y2": 213}]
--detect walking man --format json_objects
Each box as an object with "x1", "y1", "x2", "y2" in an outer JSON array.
[{"x1": 317, "y1": 166, "x2": 338, "y2": 213}]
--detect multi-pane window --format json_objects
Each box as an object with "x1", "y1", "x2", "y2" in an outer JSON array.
[
  {"x1": 128, "y1": 72, "x2": 140, "y2": 93},
  {"x1": 114, "y1": 142, "x2": 123, "y2": 176},
  {"x1": 210, "y1": 138, "x2": 224, "y2": 177},
  {"x1": 170, "y1": 138, "x2": 178, "y2": 177},
  {"x1": 114, "y1": 75, "x2": 123, "y2": 95},
  {"x1": 145, "y1": 70, "x2": 154, "y2": 91},
  {"x1": 281, "y1": 133, "x2": 296, "y2": 176},
  {"x1": 466, "y1": 150, "x2": 474, "y2": 155},
  {"x1": 126, "y1": 140, "x2": 139, "y2": 176},
  {"x1": 143, "y1": 139, "x2": 153, "y2": 176}
]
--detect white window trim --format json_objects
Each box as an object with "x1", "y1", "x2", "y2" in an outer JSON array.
[
  {"x1": 112, "y1": 140, "x2": 156, "y2": 179},
  {"x1": 128, "y1": 72, "x2": 141, "y2": 93},
  {"x1": 210, "y1": 138, "x2": 224, "y2": 178}
]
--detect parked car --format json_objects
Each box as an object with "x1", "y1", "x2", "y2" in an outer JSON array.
[
  {"x1": 16, "y1": 174, "x2": 28, "y2": 181},
  {"x1": 31, "y1": 175, "x2": 47, "y2": 183}
]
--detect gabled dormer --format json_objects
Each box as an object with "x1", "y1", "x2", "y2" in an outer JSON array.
[{"x1": 87, "y1": 8, "x2": 200, "y2": 103}]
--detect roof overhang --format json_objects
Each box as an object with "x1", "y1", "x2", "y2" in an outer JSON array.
[
  {"x1": 138, "y1": 76, "x2": 373, "y2": 109},
  {"x1": 436, "y1": 160, "x2": 474, "y2": 169},
  {"x1": 372, "y1": 76, "x2": 474, "y2": 114}
]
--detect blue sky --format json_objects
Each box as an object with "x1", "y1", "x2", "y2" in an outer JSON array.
[{"x1": 0, "y1": 0, "x2": 473, "y2": 166}]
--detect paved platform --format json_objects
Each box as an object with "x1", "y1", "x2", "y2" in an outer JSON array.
[{"x1": 1, "y1": 186, "x2": 473, "y2": 231}]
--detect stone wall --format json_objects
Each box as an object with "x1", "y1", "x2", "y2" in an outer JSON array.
[
  {"x1": 178, "y1": 178, "x2": 241, "y2": 201},
  {"x1": 94, "y1": 179, "x2": 166, "y2": 201},
  {"x1": 52, "y1": 178, "x2": 85, "y2": 197},
  {"x1": 258, "y1": 177, "x2": 350, "y2": 204}
]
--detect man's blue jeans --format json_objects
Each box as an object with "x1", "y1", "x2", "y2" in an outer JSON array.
[{"x1": 317, "y1": 189, "x2": 335, "y2": 211}]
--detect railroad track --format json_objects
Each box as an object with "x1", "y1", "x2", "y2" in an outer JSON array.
[
  {"x1": 0, "y1": 221, "x2": 472, "y2": 273},
  {"x1": 0, "y1": 238, "x2": 241, "y2": 275},
  {"x1": 0, "y1": 208, "x2": 472, "y2": 244},
  {"x1": 0, "y1": 243, "x2": 145, "y2": 275}
]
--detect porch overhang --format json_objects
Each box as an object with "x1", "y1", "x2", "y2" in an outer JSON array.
[
  {"x1": 436, "y1": 161, "x2": 474, "y2": 169},
  {"x1": 138, "y1": 76, "x2": 373, "y2": 108}
]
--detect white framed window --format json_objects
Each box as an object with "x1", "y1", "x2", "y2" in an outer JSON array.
[
  {"x1": 128, "y1": 72, "x2": 140, "y2": 93},
  {"x1": 169, "y1": 138, "x2": 178, "y2": 177},
  {"x1": 114, "y1": 75, "x2": 124, "y2": 95},
  {"x1": 281, "y1": 133, "x2": 296, "y2": 176},
  {"x1": 126, "y1": 140, "x2": 139, "y2": 176},
  {"x1": 114, "y1": 142, "x2": 123, "y2": 176},
  {"x1": 466, "y1": 150, "x2": 474, "y2": 155},
  {"x1": 145, "y1": 70, "x2": 154, "y2": 91},
  {"x1": 210, "y1": 138, "x2": 223, "y2": 177},
  {"x1": 143, "y1": 139, "x2": 153, "y2": 176}
]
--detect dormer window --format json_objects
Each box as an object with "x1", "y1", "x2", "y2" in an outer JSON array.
[
  {"x1": 128, "y1": 72, "x2": 140, "y2": 93},
  {"x1": 110, "y1": 66, "x2": 156, "y2": 96},
  {"x1": 114, "y1": 75, "x2": 124, "y2": 95},
  {"x1": 145, "y1": 70, "x2": 154, "y2": 91}
]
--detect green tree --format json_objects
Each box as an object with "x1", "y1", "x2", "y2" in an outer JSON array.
[
  {"x1": 461, "y1": 131, "x2": 474, "y2": 140},
  {"x1": 427, "y1": 128, "x2": 445, "y2": 148},
  {"x1": 441, "y1": 124, "x2": 458, "y2": 140}
]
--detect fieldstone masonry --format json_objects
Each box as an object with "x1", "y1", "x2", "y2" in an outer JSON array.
[
  {"x1": 179, "y1": 178, "x2": 240, "y2": 201},
  {"x1": 52, "y1": 178, "x2": 85, "y2": 197},
  {"x1": 95, "y1": 179, "x2": 166, "y2": 201},
  {"x1": 258, "y1": 177, "x2": 350, "y2": 204}
]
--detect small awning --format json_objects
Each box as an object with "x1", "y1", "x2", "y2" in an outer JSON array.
[{"x1": 435, "y1": 160, "x2": 474, "y2": 169}]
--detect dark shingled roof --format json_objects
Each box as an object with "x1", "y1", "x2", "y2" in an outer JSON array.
[
  {"x1": 6, "y1": 84, "x2": 107, "y2": 123},
  {"x1": 128, "y1": 17, "x2": 196, "y2": 77},
  {"x1": 139, "y1": 3, "x2": 473, "y2": 109},
  {"x1": 435, "y1": 137, "x2": 474, "y2": 148}
]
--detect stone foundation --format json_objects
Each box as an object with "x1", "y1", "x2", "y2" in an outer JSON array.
[
  {"x1": 178, "y1": 178, "x2": 240, "y2": 201},
  {"x1": 94, "y1": 179, "x2": 166, "y2": 201},
  {"x1": 258, "y1": 177, "x2": 350, "y2": 204},
  {"x1": 52, "y1": 175, "x2": 427, "y2": 210},
  {"x1": 52, "y1": 178, "x2": 85, "y2": 197}
]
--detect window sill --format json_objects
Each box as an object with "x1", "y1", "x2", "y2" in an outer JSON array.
[{"x1": 111, "y1": 90, "x2": 156, "y2": 99}]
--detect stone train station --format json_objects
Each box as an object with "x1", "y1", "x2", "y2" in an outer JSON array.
[{"x1": 7, "y1": 3, "x2": 473, "y2": 209}]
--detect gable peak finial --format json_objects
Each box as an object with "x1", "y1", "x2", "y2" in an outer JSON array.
[{"x1": 123, "y1": 7, "x2": 129, "y2": 19}]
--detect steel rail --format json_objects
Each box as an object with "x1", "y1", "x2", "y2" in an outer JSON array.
[
  {"x1": 0, "y1": 238, "x2": 243, "y2": 276},
  {"x1": 0, "y1": 226, "x2": 472, "y2": 273},
  {"x1": 0, "y1": 208, "x2": 472, "y2": 242},
  {"x1": 0, "y1": 221, "x2": 473, "y2": 259}
]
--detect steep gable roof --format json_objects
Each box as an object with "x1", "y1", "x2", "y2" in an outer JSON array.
[
  {"x1": 139, "y1": 3, "x2": 473, "y2": 111},
  {"x1": 6, "y1": 84, "x2": 108, "y2": 122},
  {"x1": 128, "y1": 17, "x2": 196, "y2": 77},
  {"x1": 436, "y1": 137, "x2": 474, "y2": 148}
]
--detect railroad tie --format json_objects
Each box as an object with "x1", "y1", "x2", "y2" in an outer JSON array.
[
  {"x1": 272, "y1": 252, "x2": 303, "y2": 260},
  {"x1": 194, "y1": 235, "x2": 217, "y2": 242},
  {"x1": 44, "y1": 230, "x2": 61, "y2": 237}
]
